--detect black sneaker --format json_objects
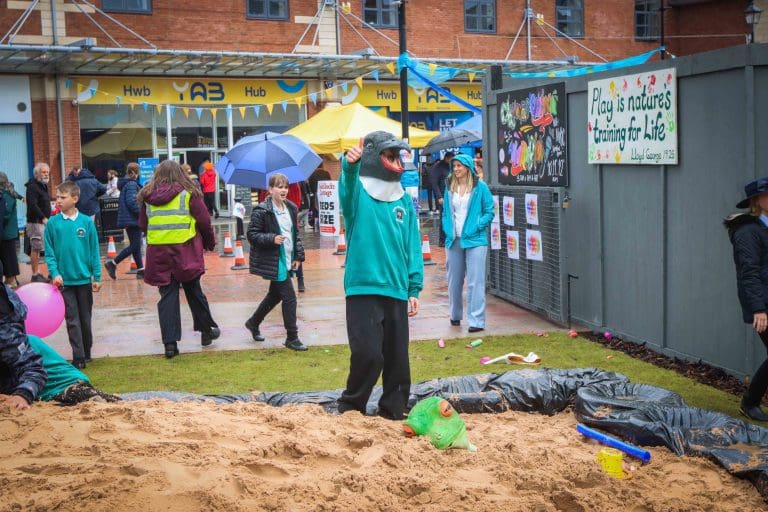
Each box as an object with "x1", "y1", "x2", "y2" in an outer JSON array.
[
  {"x1": 30, "y1": 273, "x2": 49, "y2": 283},
  {"x1": 740, "y1": 397, "x2": 768, "y2": 421},
  {"x1": 104, "y1": 260, "x2": 117, "y2": 280},
  {"x1": 73, "y1": 359, "x2": 87, "y2": 370},
  {"x1": 284, "y1": 338, "x2": 308, "y2": 351},
  {"x1": 164, "y1": 342, "x2": 179, "y2": 359},
  {"x1": 468, "y1": 326, "x2": 484, "y2": 333},
  {"x1": 450, "y1": 319, "x2": 460, "y2": 326},
  {"x1": 136, "y1": 268, "x2": 145, "y2": 279},
  {"x1": 245, "y1": 318, "x2": 265, "y2": 341},
  {"x1": 297, "y1": 280, "x2": 306, "y2": 293},
  {"x1": 201, "y1": 327, "x2": 220, "y2": 346}
]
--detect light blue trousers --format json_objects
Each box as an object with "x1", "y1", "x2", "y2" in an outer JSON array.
[{"x1": 446, "y1": 243, "x2": 487, "y2": 328}]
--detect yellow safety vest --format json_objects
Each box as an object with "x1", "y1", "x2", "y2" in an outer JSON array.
[{"x1": 146, "y1": 191, "x2": 197, "y2": 245}]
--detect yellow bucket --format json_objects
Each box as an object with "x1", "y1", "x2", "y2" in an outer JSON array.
[{"x1": 596, "y1": 447, "x2": 629, "y2": 479}]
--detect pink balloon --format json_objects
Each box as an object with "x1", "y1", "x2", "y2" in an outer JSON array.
[{"x1": 15, "y1": 283, "x2": 65, "y2": 338}]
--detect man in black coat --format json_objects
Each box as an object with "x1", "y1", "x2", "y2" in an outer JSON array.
[
  {"x1": 428, "y1": 151, "x2": 454, "y2": 246},
  {"x1": 0, "y1": 283, "x2": 47, "y2": 409},
  {"x1": 67, "y1": 166, "x2": 107, "y2": 218},
  {"x1": 24, "y1": 162, "x2": 52, "y2": 282}
]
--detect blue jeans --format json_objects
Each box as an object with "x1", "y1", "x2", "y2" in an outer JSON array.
[{"x1": 446, "y1": 243, "x2": 487, "y2": 328}]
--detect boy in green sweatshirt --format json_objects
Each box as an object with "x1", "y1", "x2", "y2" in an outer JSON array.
[
  {"x1": 44, "y1": 181, "x2": 102, "y2": 369},
  {"x1": 337, "y1": 132, "x2": 423, "y2": 420}
]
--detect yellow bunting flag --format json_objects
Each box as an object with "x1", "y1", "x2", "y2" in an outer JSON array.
[
  {"x1": 155, "y1": 104, "x2": 162, "y2": 114},
  {"x1": 77, "y1": 83, "x2": 84, "y2": 93},
  {"x1": 182, "y1": 107, "x2": 189, "y2": 117},
  {"x1": 238, "y1": 106, "x2": 246, "y2": 118},
  {"x1": 265, "y1": 103, "x2": 274, "y2": 115},
  {"x1": 293, "y1": 96, "x2": 303, "y2": 106},
  {"x1": 428, "y1": 63, "x2": 437, "y2": 75},
  {"x1": 468, "y1": 72, "x2": 476, "y2": 83},
  {"x1": 355, "y1": 76, "x2": 364, "y2": 89},
  {"x1": 386, "y1": 62, "x2": 396, "y2": 75},
  {"x1": 324, "y1": 87, "x2": 334, "y2": 98},
  {"x1": 210, "y1": 108, "x2": 218, "y2": 117}
]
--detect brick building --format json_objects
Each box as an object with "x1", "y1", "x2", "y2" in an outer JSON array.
[{"x1": 0, "y1": 0, "x2": 760, "y2": 216}]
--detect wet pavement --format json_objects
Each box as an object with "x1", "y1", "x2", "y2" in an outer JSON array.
[{"x1": 29, "y1": 212, "x2": 559, "y2": 359}]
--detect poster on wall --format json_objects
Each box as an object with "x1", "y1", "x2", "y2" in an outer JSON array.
[
  {"x1": 317, "y1": 180, "x2": 340, "y2": 237},
  {"x1": 492, "y1": 195, "x2": 500, "y2": 223},
  {"x1": 587, "y1": 67, "x2": 678, "y2": 164},
  {"x1": 490, "y1": 223, "x2": 501, "y2": 250},
  {"x1": 506, "y1": 231, "x2": 520, "y2": 259},
  {"x1": 526, "y1": 230, "x2": 544, "y2": 262},
  {"x1": 497, "y1": 82, "x2": 567, "y2": 186},
  {"x1": 502, "y1": 196, "x2": 515, "y2": 226},
  {"x1": 525, "y1": 193, "x2": 539, "y2": 225}
]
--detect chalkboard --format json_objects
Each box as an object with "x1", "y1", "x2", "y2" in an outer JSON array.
[{"x1": 497, "y1": 82, "x2": 568, "y2": 187}]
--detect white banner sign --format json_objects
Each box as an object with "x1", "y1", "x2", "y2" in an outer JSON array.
[
  {"x1": 588, "y1": 67, "x2": 678, "y2": 165},
  {"x1": 317, "y1": 180, "x2": 340, "y2": 237}
]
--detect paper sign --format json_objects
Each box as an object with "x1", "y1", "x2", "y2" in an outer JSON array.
[
  {"x1": 526, "y1": 230, "x2": 543, "y2": 261},
  {"x1": 506, "y1": 231, "x2": 519, "y2": 259},
  {"x1": 588, "y1": 68, "x2": 678, "y2": 164},
  {"x1": 502, "y1": 196, "x2": 515, "y2": 226},
  {"x1": 317, "y1": 180, "x2": 340, "y2": 237},
  {"x1": 490, "y1": 222, "x2": 501, "y2": 250},
  {"x1": 492, "y1": 195, "x2": 500, "y2": 223},
  {"x1": 525, "y1": 193, "x2": 539, "y2": 225}
]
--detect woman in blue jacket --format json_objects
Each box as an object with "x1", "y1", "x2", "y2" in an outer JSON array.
[
  {"x1": 441, "y1": 154, "x2": 494, "y2": 332},
  {"x1": 105, "y1": 163, "x2": 143, "y2": 279}
]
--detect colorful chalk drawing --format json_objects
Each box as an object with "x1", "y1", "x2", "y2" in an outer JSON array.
[
  {"x1": 502, "y1": 196, "x2": 514, "y2": 226},
  {"x1": 497, "y1": 82, "x2": 567, "y2": 186},
  {"x1": 506, "y1": 231, "x2": 519, "y2": 259},
  {"x1": 587, "y1": 67, "x2": 677, "y2": 165},
  {"x1": 526, "y1": 230, "x2": 543, "y2": 262},
  {"x1": 525, "y1": 193, "x2": 539, "y2": 225},
  {"x1": 490, "y1": 223, "x2": 501, "y2": 250}
]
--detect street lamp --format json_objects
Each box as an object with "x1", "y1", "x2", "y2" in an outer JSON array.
[{"x1": 745, "y1": 2, "x2": 763, "y2": 43}]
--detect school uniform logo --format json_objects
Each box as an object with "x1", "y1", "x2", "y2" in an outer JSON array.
[
  {"x1": 393, "y1": 206, "x2": 406, "y2": 223},
  {"x1": 76, "y1": 227, "x2": 86, "y2": 238}
]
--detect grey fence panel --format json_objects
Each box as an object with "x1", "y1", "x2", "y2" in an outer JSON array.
[{"x1": 485, "y1": 44, "x2": 768, "y2": 378}]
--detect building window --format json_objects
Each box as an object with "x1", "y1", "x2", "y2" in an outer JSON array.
[
  {"x1": 635, "y1": 0, "x2": 660, "y2": 41},
  {"x1": 102, "y1": 0, "x2": 152, "y2": 14},
  {"x1": 363, "y1": 0, "x2": 398, "y2": 28},
  {"x1": 247, "y1": 0, "x2": 288, "y2": 20},
  {"x1": 555, "y1": 0, "x2": 583, "y2": 38},
  {"x1": 465, "y1": 0, "x2": 495, "y2": 34}
]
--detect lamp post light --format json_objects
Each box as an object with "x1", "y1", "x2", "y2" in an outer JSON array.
[{"x1": 745, "y1": 2, "x2": 763, "y2": 43}]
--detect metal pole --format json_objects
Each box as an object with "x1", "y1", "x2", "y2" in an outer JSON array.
[
  {"x1": 526, "y1": 0, "x2": 531, "y2": 62},
  {"x1": 335, "y1": 0, "x2": 341, "y2": 54},
  {"x1": 659, "y1": 1, "x2": 665, "y2": 60},
  {"x1": 52, "y1": 0, "x2": 67, "y2": 180},
  {"x1": 398, "y1": 1, "x2": 409, "y2": 141}
]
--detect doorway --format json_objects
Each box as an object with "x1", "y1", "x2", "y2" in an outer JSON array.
[{"x1": 158, "y1": 149, "x2": 231, "y2": 216}]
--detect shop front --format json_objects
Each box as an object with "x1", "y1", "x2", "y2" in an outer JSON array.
[{"x1": 74, "y1": 76, "x2": 307, "y2": 217}]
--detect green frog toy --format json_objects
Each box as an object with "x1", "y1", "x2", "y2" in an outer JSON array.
[{"x1": 403, "y1": 396, "x2": 476, "y2": 451}]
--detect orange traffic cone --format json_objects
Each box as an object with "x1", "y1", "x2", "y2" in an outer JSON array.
[
  {"x1": 422, "y1": 234, "x2": 436, "y2": 266},
  {"x1": 221, "y1": 232, "x2": 234, "y2": 257},
  {"x1": 230, "y1": 240, "x2": 248, "y2": 270},
  {"x1": 126, "y1": 255, "x2": 138, "y2": 274},
  {"x1": 333, "y1": 228, "x2": 347, "y2": 255},
  {"x1": 107, "y1": 236, "x2": 117, "y2": 259}
]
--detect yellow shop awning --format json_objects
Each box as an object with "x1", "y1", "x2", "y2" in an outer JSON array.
[{"x1": 286, "y1": 103, "x2": 439, "y2": 154}]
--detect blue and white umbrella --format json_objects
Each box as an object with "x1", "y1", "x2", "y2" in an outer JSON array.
[{"x1": 215, "y1": 132, "x2": 322, "y2": 189}]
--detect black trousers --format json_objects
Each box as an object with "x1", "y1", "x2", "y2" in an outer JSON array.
[
  {"x1": 157, "y1": 275, "x2": 217, "y2": 344},
  {"x1": 339, "y1": 295, "x2": 411, "y2": 419},
  {"x1": 235, "y1": 217, "x2": 244, "y2": 239},
  {"x1": 744, "y1": 329, "x2": 768, "y2": 406},
  {"x1": 114, "y1": 225, "x2": 143, "y2": 268},
  {"x1": 62, "y1": 284, "x2": 94, "y2": 362},
  {"x1": 203, "y1": 191, "x2": 218, "y2": 216},
  {"x1": 425, "y1": 185, "x2": 435, "y2": 211},
  {"x1": 248, "y1": 278, "x2": 298, "y2": 340}
]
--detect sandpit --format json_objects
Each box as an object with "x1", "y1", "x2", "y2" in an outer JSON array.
[{"x1": 0, "y1": 399, "x2": 763, "y2": 511}]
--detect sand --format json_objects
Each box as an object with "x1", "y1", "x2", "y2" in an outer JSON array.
[{"x1": 0, "y1": 399, "x2": 764, "y2": 511}]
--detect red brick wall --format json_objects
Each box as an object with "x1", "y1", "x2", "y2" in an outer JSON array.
[{"x1": 31, "y1": 99, "x2": 81, "y2": 190}]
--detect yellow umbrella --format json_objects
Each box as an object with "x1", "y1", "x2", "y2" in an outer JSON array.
[{"x1": 286, "y1": 103, "x2": 439, "y2": 154}]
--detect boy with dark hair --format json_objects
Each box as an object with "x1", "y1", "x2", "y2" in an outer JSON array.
[
  {"x1": 0, "y1": 283, "x2": 46, "y2": 410},
  {"x1": 245, "y1": 173, "x2": 307, "y2": 351},
  {"x1": 44, "y1": 181, "x2": 102, "y2": 369},
  {"x1": 233, "y1": 196, "x2": 246, "y2": 241}
]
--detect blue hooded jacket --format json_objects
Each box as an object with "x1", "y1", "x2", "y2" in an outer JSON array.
[
  {"x1": 441, "y1": 153, "x2": 495, "y2": 249},
  {"x1": 0, "y1": 284, "x2": 47, "y2": 404},
  {"x1": 68, "y1": 169, "x2": 107, "y2": 217},
  {"x1": 116, "y1": 177, "x2": 140, "y2": 228}
]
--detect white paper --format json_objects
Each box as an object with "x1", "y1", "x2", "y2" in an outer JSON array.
[
  {"x1": 506, "y1": 230, "x2": 519, "y2": 259},
  {"x1": 490, "y1": 222, "x2": 501, "y2": 250},
  {"x1": 502, "y1": 196, "x2": 515, "y2": 226},
  {"x1": 525, "y1": 193, "x2": 539, "y2": 225},
  {"x1": 525, "y1": 229, "x2": 544, "y2": 261}
]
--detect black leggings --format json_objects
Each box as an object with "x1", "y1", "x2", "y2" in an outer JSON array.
[{"x1": 744, "y1": 329, "x2": 768, "y2": 406}]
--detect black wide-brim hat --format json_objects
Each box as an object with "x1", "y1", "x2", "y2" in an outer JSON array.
[{"x1": 737, "y1": 177, "x2": 768, "y2": 208}]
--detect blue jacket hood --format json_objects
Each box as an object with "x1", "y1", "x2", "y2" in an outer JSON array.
[{"x1": 450, "y1": 154, "x2": 476, "y2": 175}]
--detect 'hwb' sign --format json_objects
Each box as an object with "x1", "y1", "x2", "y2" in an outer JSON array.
[
  {"x1": 588, "y1": 67, "x2": 678, "y2": 165},
  {"x1": 497, "y1": 82, "x2": 567, "y2": 187}
]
